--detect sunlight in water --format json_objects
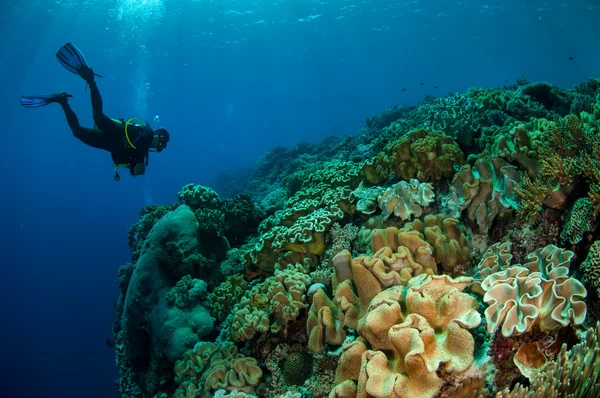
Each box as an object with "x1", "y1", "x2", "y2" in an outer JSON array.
[{"x1": 116, "y1": 0, "x2": 165, "y2": 26}]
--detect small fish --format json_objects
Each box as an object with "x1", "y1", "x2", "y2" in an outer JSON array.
[
  {"x1": 433, "y1": 86, "x2": 438, "y2": 89},
  {"x1": 505, "y1": 79, "x2": 509, "y2": 82},
  {"x1": 386, "y1": 79, "x2": 390, "y2": 82},
  {"x1": 402, "y1": 88, "x2": 407, "y2": 92},
  {"x1": 419, "y1": 82, "x2": 424, "y2": 85},
  {"x1": 568, "y1": 56, "x2": 574, "y2": 61}
]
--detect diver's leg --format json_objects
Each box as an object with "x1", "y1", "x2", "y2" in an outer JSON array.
[
  {"x1": 60, "y1": 102, "x2": 109, "y2": 150},
  {"x1": 89, "y1": 81, "x2": 116, "y2": 133}
]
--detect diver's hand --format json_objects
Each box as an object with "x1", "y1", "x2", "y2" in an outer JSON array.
[{"x1": 133, "y1": 163, "x2": 146, "y2": 177}]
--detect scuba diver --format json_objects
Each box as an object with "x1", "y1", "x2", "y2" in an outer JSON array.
[{"x1": 20, "y1": 43, "x2": 170, "y2": 181}]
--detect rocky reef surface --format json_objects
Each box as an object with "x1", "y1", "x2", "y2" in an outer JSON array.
[{"x1": 112, "y1": 77, "x2": 600, "y2": 398}]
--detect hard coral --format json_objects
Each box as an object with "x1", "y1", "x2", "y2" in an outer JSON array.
[
  {"x1": 560, "y1": 197, "x2": 597, "y2": 245},
  {"x1": 283, "y1": 351, "x2": 314, "y2": 386},
  {"x1": 581, "y1": 240, "x2": 600, "y2": 298}
]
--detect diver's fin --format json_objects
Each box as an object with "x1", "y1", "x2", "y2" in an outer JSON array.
[
  {"x1": 20, "y1": 92, "x2": 72, "y2": 108},
  {"x1": 56, "y1": 43, "x2": 103, "y2": 80},
  {"x1": 56, "y1": 42, "x2": 88, "y2": 74}
]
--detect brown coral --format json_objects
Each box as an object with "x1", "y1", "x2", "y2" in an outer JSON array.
[{"x1": 498, "y1": 322, "x2": 600, "y2": 398}]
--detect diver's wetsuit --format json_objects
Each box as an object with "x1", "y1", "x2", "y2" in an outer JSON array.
[{"x1": 59, "y1": 82, "x2": 153, "y2": 175}]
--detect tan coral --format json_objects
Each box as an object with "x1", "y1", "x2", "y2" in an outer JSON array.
[
  {"x1": 474, "y1": 241, "x2": 513, "y2": 280},
  {"x1": 331, "y1": 276, "x2": 481, "y2": 398},
  {"x1": 307, "y1": 288, "x2": 348, "y2": 353},
  {"x1": 399, "y1": 214, "x2": 469, "y2": 272},
  {"x1": 481, "y1": 266, "x2": 587, "y2": 337}
]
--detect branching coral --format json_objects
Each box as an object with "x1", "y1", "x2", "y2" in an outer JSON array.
[{"x1": 581, "y1": 240, "x2": 600, "y2": 298}]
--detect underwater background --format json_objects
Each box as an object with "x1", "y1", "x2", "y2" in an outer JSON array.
[{"x1": 2, "y1": 1, "x2": 600, "y2": 398}]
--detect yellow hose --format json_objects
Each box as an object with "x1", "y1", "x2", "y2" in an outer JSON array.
[{"x1": 125, "y1": 118, "x2": 143, "y2": 149}]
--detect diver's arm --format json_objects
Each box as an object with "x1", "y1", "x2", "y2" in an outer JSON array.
[{"x1": 88, "y1": 81, "x2": 104, "y2": 115}]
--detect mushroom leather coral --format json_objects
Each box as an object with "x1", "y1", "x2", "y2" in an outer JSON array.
[
  {"x1": 377, "y1": 179, "x2": 435, "y2": 221},
  {"x1": 231, "y1": 265, "x2": 311, "y2": 342},
  {"x1": 399, "y1": 214, "x2": 469, "y2": 271},
  {"x1": 331, "y1": 275, "x2": 481, "y2": 398},
  {"x1": 482, "y1": 264, "x2": 587, "y2": 337},
  {"x1": 174, "y1": 342, "x2": 263, "y2": 397},
  {"x1": 362, "y1": 128, "x2": 464, "y2": 184}
]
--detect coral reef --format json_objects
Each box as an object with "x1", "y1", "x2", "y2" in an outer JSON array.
[
  {"x1": 362, "y1": 128, "x2": 464, "y2": 184},
  {"x1": 112, "y1": 77, "x2": 600, "y2": 398}
]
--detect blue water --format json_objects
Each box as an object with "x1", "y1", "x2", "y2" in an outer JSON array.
[{"x1": 0, "y1": 0, "x2": 599, "y2": 397}]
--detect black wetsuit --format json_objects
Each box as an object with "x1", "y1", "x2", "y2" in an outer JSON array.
[{"x1": 59, "y1": 82, "x2": 153, "y2": 176}]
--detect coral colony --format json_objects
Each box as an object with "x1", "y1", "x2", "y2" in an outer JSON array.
[{"x1": 112, "y1": 78, "x2": 600, "y2": 398}]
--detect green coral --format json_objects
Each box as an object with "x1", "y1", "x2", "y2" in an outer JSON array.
[
  {"x1": 582, "y1": 240, "x2": 600, "y2": 298},
  {"x1": 210, "y1": 274, "x2": 248, "y2": 322},
  {"x1": 157, "y1": 240, "x2": 216, "y2": 281},
  {"x1": 560, "y1": 197, "x2": 597, "y2": 245},
  {"x1": 283, "y1": 351, "x2": 314, "y2": 386},
  {"x1": 195, "y1": 208, "x2": 226, "y2": 236},
  {"x1": 230, "y1": 264, "x2": 311, "y2": 341},
  {"x1": 166, "y1": 275, "x2": 208, "y2": 309},
  {"x1": 245, "y1": 204, "x2": 344, "y2": 272},
  {"x1": 178, "y1": 183, "x2": 222, "y2": 209},
  {"x1": 127, "y1": 203, "x2": 180, "y2": 262},
  {"x1": 174, "y1": 342, "x2": 263, "y2": 397},
  {"x1": 362, "y1": 128, "x2": 464, "y2": 184},
  {"x1": 444, "y1": 156, "x2": 521, "y2": 233},
  {"x1": 419, "y1": 93, "x2": 482, "y2": 147}
]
